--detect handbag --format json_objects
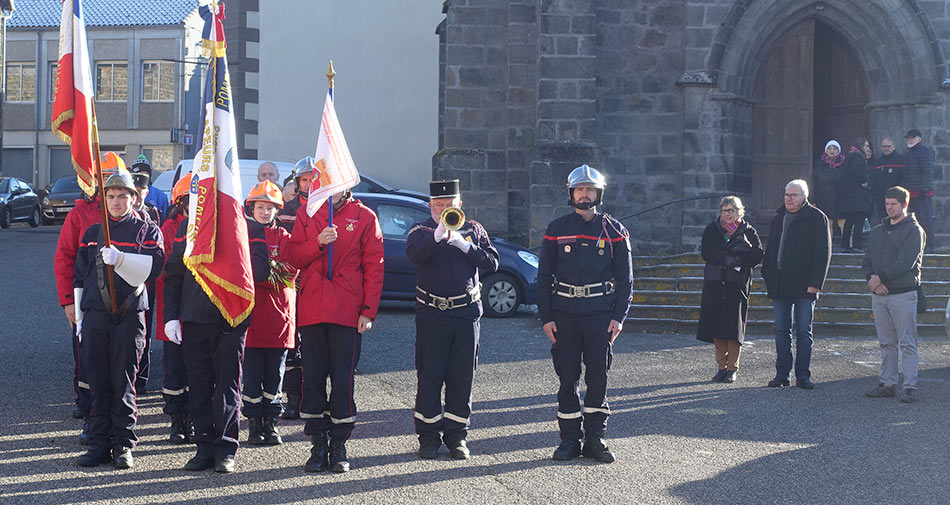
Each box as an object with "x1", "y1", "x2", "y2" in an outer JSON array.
[{"x1": 917, "y1": 285, "x2": 927, "y2": 314}]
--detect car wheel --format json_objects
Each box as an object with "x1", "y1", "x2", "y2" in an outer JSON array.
[
  {"x1": 28, "y1": 207, "x2": 41, "y2": 227},
  {"x1": 481, "y1": 272, "x2": 523, "y2": 318},
  {"x1": 0, "y1": 206, "x2": 10, "y2": 229}
]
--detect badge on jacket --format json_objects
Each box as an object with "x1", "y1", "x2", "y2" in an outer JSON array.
[
  {"x1": 346, "y1": 223, "x2": 355, "y2": 232},
  {"x1": 564, "y1": 245, "x2": 571, "y2": 253}
]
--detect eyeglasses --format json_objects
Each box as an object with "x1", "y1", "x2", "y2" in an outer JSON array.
[
  {"x1": 881, "y1": 144, "x2": 894, "y2": 149},
  {"x1": 720, "y1": 208, "x2": 737, "y2": 215},
  {"x1": 784, "y1": 193, "x2": 802, "y2": 199}
]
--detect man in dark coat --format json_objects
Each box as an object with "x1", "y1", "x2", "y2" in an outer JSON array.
[
  {"x1": 760, "y1": 179, "x2": 832, "y2": 390},
  {"x1": 696, "y1": 196, "x2": 764, "y2": 384},
  {"x1": 869, "y1": 137, "x2": 903, "y2": 222},
  {"x1": 836, "y1": 138, "x2": 872, "y2": 252},
  {"x1": 902, "y1": 129, "x2": 936, "y2": 252}
]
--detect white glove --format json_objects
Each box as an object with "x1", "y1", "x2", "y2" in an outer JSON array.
[
  {"x1": 101, "y1": 245, "x2": 124, "y2": 266},
  {"x1": 448, "y1": 231, "x2": 472, "y2": 253},
  {"x1": 74, "y1": 288, "x2": 84, "y2": 342},
  {"x1": 165, "y1": 320, "x2": 182, "y2": 345},
  {"x1": 433, "y1": 222, "x2": 448, "y2": 242},
  {"x1": 76, "y1": 320, "x2": 83, "y2": 342}
]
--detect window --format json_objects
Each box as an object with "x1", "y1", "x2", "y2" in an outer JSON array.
[
  {"x1": 142, "y1": 61, "x2": 175, "y2": 101},
  {"x1": 5, "y1": 63, "x2": 36, "y2": 102},
  {"x1": 142, "y1": 147, "x2": 173, "y2": 173},
  {"x1": 96, "y1": 62, "x2": 128, "y2": 101},
  {"x1": 49, "y1": 63, "x2": 57, "y2": 102},
  {"x1": 375, "y1": 204, "x2": 429, "y2": 240}
]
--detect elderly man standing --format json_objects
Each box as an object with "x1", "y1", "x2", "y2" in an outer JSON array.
[
  {"x1": 761, "y1": 179, "x2": 832, "y2": 390},
  {"x1": 862, "y1": 186, "x2": 925, "y2": 403},
  {"x1": 257, "y1": 161, "x2": 281, "y2": 186},
  {"x1": 902, "y1": 129, "x2": 936, "y2": 252}
]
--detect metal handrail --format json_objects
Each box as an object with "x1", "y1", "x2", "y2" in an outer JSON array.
[{"x1": 529, "y1": 192, "x2": 742, "y2": 251}]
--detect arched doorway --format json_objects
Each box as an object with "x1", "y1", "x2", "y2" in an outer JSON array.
[{"x1": 750, "y1": 18, "x2": 869, "y2": 230}]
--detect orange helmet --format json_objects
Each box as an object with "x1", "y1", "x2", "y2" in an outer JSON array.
[
  {"x1": 99, "y1": 151, "x2": 126, "y2": 177},
  {"x1": 245, "y1": 180, "x2": 284, "y2": 208},
  {"x1": 172, "y1": 172, "x2": 193, "y2": 202}
]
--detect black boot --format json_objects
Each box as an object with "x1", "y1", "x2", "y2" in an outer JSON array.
[
  {"x1": 418, "y1": 436, "x2": 441, "y2": 459},
  {"x1": 182, "y1": 414, "x2": 195, "y2": 443},
  {"x1": 329, "y1": 439, "x2": 350, "y2": 473},
  {"x1": 169, "y1": 414, "x2": 187, "y2": 444},
  {"x1": 247, "y1": 417, "x2": 265, "y2": 445},
  {"x1": 552, "y1": 439, "x2": 581, "y2": 461},
  {"x1": 582, "y1": 435, "x2": 616, "y2": 463},
  {"x1": 262, "y1": 416, "x2": 282, "y2": 445},
  {"x1": 77, "y1": 447, "x2": 112, "y2": 467},
  {"x1": 282, "y1": 393, "x2": 301, "y2": 420},
  {"x1": 304, "y1": 432, "x2": 329, "y2": 472},
  {"x1": 113, "y1": 446, "x2": 134, "y2": 469}
]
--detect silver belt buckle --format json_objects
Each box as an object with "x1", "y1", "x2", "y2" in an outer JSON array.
[
  {"x1": 572, "y1": 285, "x2": 588, "y2": 298},
  {"x1": 434, "y1": 296, "x2": 452, "y2": 311}
]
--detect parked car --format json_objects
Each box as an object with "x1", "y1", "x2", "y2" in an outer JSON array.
[
  {"x1": 39, "y1": 176, "x2": 84, "y2": 225},
  {"x1": 352, "y1": 193, "x2": 538, "y2": 317},
  {"x1": 153, "y1": 159, "x2": 428, "y2": 203},
  {"x1": 0, "y1": 176, "x2": 42, "y2": 228}
]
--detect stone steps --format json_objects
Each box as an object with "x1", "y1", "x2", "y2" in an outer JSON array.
[{"x1": 627, "y1": 252, "x2": 950, "y2": 337}]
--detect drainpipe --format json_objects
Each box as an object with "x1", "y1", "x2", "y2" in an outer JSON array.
[
  {"x1": 33, "y1": 29, "x2": 40, "y2": 187},
  {"x1": 0, "y1": 9, "x2": 9, "y2": 177}
]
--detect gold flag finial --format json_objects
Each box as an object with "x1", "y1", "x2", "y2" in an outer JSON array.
[{"x1": 326, "y1": 60, "x2": 336, "y2": 90}]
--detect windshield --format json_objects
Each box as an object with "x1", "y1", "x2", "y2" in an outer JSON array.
[
  {"x1": 51, "y1": 177, "x2": 81, "y2": 194},
  {"x1": 0, "y1": 179, "x2": 8, "y2": 193}
]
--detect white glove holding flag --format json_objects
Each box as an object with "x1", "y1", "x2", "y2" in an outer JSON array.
[
  {"x1": 433, "y1": 222, "x2": 448, "y2": 243},
  {"x1": 165, "y1": 320, "x2": 182, "y2": 345},
  {"x1": 101, "y1": 244, "x2": 123, "y2": 266},
  {"x1": 448, "y1": 231, "x2": 472, "y2": 253},
  {"x1": 74, "y1": 288, "x2": 84, "y2": 343}
]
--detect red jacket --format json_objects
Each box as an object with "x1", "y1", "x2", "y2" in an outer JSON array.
[
  {"x1": 285, "y1": 197, "x2": 384, "y2": 328},
  {"x1": 246, "y1": 223, "x2": 298, "y2": 348},
  {"x1": 155, "y1": 214, "x2": 185, "y2": 341},
  {"x1": 54, "y1": 197, "x2": 101, "y2": 307}
]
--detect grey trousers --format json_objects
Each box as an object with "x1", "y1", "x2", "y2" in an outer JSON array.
[{"x1": 871, "y1": 291, "x2": 919, "y2": 389}]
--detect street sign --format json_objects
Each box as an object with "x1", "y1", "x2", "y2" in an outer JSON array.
[{"x1": 182, "y1": 133, "x2": 194, "y2": 145}]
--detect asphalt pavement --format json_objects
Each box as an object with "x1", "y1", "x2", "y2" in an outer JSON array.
[{"x1": 1, "y1": 223, "x2": 949, "y2": 504}]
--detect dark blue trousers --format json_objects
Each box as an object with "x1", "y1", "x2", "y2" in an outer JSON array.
[
  {"x1": 242, "y1": 347, "x2": 288, "y2": 418},
  {"x1": 80, "y1": 310, "x2": 146, "y2": 451},
  {"x1": 182, "y1": 321, "x2": 246, "y2": 460},
  {"x1": 300, "y1": 323, "x2": 361, "y2": 442},
  {"x1": 550, "y1": 312, "x2": 613, "y2": 441},
  {"x1": 71, "y1": 322, "x2": 92, "y2": 416},
  {"x1": 414, "y1": 312, "x2": 479, "y2": 446},
  {"x1": 161, "y1": 340, "x2": 189, "y2": 415}
]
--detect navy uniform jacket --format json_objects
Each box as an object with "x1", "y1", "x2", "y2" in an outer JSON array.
[
  {"x1": 278, "y1": 194, "x2": 306, "y2": 233},
  {"x1": 74, "y1": 212, "x2": 164, "y2": 313},
  {"x1": 537, "y1": 211, "x2": 634, "y2": 324},
  {"x1": 163, "y1": 217, "x2": 269, "y2": 327},
  {"x1": 406, "y1": 217, "x2": 499, "y2": 321}
]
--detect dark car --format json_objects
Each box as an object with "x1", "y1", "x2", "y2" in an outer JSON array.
[
  {"x1": 351, "y1": 175, "x2": 429, "y2": 201},
  {"x1": 353, "y1": 193, "x2": 538, "y2": 317},
  {"x1": 40, "y1": 176, "x2": 84, "y2": 224},
  {"x1": 0, "y1": 176, "x2": 42, "y2": 228}
]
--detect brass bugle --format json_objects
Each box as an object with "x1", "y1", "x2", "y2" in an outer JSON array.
[{"x1": 440, "y1": 206, "x2": 465, "y2": 231}]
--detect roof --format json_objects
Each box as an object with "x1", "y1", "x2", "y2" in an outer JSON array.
[{"x1": 8, "y1": 0, "x2": 198, "y2": 28}]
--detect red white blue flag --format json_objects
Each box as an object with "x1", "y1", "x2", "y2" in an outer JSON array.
[
  {"x1": 184, "y1": 2, "x2": 256, "y2": 326},
  {"x1": 51, "y1": 0, "x2": 96, "y2": 197}
]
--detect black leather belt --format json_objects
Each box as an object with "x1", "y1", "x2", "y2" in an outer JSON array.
[
  {"x1": 555, "y1": 281, "x2": 615, "y2": 298},
  {"x1": 416, "y1": 285, "x2": 481, "y2": 311}
]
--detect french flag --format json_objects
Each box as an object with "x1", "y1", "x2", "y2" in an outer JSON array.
[{"x1": 51, "y1": 0, "x2": 96, "y2": 197}]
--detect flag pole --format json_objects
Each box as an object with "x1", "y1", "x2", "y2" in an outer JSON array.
[
  {"x1": 326, "y1": 60, "x2": 335, "y2": 281},
  {"x1": 89, "y1": 102, "x2": 119, "y2": 314}
]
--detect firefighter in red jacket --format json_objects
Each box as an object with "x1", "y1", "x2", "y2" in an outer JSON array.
[
  {"x1": 73, "y1": 169, "x2": 164, "y2": 469},
  {"x1": 286, "y1": 189, "x2": 384, "y2": 473},
  {"x1": 155, "y1": 174, "x2": 194, "y2": 443},
  {"x1": 53, "y1": 151, "x2": 123, "y2": 442},
  {"x1": 242, "y1": 181, "x2": 298, "y2": 446}
]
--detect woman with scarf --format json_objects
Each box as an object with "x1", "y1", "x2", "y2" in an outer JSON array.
[
  {"x1": 697, "y1": 196, "x2": 764, "y2": 383},
  {"x1": 837, "y1": 137, "x2": 873, "y2": 252},
  {"x1": 812, "y1": 140, "x2": 845, "y2": 235}
]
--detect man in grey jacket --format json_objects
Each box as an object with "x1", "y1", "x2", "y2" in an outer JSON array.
[{"x1": 861, "y1": 186, "x2": 926, "y2": 403}]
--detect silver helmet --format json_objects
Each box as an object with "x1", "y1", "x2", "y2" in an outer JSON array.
[
  {"x1": 103, "y1": 170, "x2": 137, "y2": 195},
  {"x1": 566, "y1": 164, "x2": 606, "y2": 208}
]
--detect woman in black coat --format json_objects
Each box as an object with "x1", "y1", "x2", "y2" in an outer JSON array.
[
  {"x1": 812, "y1": 140, "x2": 844, "y2": 233},
  {"x1": 836, "y1": 137, "x2": 873, "y2": 252},
  {"x1": 697, "y1": 196, "x2": 764, "y2": 383}
]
